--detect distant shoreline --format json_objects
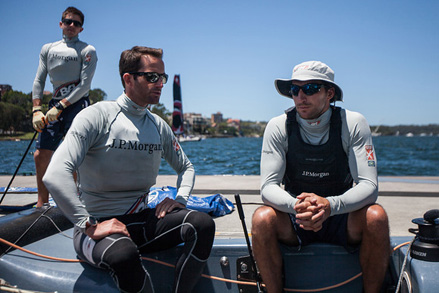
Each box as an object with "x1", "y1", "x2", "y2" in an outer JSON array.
[{"x1": 2, "y1": 123, "x2": 439, "y2": 141}]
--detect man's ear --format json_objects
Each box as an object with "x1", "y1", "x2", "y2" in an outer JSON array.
[
  {"x1": 327, "y1": 87, "x2": 335, "y2": 101},
  {"x1": 123, "y1": 73, "x2": 133, "y2": 87}
]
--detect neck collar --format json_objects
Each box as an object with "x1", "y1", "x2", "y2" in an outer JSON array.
[
  {"x1": 63, "y1": 35, "x2": 79, "y2": 43},
  {"x1": 296, "y1": 107, "x2": 332, "y2": 133},
  {"x1": 117, "y1": 93, "x2": 149, "y2": 116}
]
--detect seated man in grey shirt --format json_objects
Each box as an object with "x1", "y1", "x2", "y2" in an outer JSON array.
[{"x1": 43, "y1": 46, "x2": 215, "y2": 293}]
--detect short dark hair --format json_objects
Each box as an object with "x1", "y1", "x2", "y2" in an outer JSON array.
[
  {"x1": 62, "y1": 7, "x2": 84, "y2": 26},
  {"x1": 119, "y1": 46, "x2": 164, "y2": 88}
]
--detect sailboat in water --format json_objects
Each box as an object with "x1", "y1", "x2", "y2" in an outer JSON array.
[{"x1": 172, "y1": 75, "x2": 202, "y2": 142}]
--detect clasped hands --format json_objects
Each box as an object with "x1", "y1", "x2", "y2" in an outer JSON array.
[
  {"x1": 294, "y1": 192, "x2": 331, "y2": 232},
  {"x1": 85, "y1": 198, "x2": 185, "y2": 240}
]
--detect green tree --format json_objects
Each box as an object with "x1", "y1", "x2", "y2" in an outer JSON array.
[
  {"x1": 0, "y1": 90, "x2": 33, "y2": 132},
  {"x1": 88, "y1": 88, "x2": 107, "y2": 104},
  {"x1": 1, "y1": 90, "x2": 32, "y2": 113},
  {"x1": 150, "y1": 103, "x2": 171, "y2": 126},
  {"x1": 0, "y1": 102, "x2": 28, "y2": 132},
  {"x1": 240, "y1": 121, "x2": 266, "y2": 137},
  {"x1": 42, "y1": 92, "x2": 52, "y2": 106},
  {"x1": 217, "y1": 122, "x2": 238, "y2": 136}
]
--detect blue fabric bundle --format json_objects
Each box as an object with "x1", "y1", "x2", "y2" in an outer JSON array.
[
  {"x1": 148, "y1": 186, "x2": 234, "y2": 217},
  {"x1": 3, "y1": 186, "x2": 235, "y2": 217}
]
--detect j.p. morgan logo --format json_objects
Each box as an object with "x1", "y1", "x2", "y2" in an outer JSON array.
[
  {"x1": 50, "y1": 54, "x2": 78, "y2": 62},
  {"x1": 110, "y1": 139, "x2": 162, "y2": 154},
  {"x1": 302, "y1": 171, "x2": 330, "y2": 178}
]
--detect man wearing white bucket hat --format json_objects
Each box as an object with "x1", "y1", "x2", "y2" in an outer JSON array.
[{"x1": 252, "y1": 61, "x2": 390, "y2": 292}]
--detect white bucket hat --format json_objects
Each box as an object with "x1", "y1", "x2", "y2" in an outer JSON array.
[{"x1": 275, "y1": 61, "x2": 343, "y2": 101}]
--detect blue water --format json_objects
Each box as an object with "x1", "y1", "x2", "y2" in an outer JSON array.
[{"x1": 0, "y1": 136, "x2": 438, "y2": 176}]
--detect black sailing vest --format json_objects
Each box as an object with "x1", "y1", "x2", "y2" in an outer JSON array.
[{"x1": 283, "y1": 107, "x2": 353, "y2": 197}]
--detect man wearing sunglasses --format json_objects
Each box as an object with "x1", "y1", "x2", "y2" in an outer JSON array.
[
  {"x1": 31, "y1": 6, "x2": 97, "y2": 208},
  {"x1": 252, "y1": 61, "x2": 390, "y2": 292},
  {"x1": 43, "y1": 46, "x2": 215, "y2": 292}
]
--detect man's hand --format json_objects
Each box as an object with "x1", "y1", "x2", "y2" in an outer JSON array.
[
  {"x1": 45, "y1": 107, "x2": 62, "y2": 123},
  {"x1": 294, "y1": 193, "x2": 331, "y2": 232},
  {"x1": 32, "y1": 106, "x2": 45, "y2": 132},
  {"x1": 85, "y1": 218, "x2": 130, "y2": 240},
  {"x1": 45, "y1": 100, "x2": 67, "y2": 123},
  {"x1": 155, "y1": 197, "x2": 185, "y2": 219}
]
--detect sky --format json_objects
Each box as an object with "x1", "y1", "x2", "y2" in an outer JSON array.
[{"x1": 1, "y1": 0, "x2": 438, "y2": 126}]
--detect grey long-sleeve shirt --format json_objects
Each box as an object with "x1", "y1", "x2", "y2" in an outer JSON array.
[
  {"x1": 260, "y1": 107, "x2": 378, "y2": 216},
  {"x1": 43, "y1": 94, "x2": 195, "y2": 230},
  {"x1": 32, "y1": 35, "x2": 97, "y2": 104}
]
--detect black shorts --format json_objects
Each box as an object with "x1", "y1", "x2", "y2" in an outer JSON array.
[
  {"x1": 289, "y1": 213, "x2": 349, "y2": 249},
  {"x1": 36, "y1": 96, "x2": 89, "y2": 151}
]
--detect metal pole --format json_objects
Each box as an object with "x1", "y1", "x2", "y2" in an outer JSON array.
[
  {"x1": 0, "y1": 131, "x2": 37, "y2": 205},
  {"x1": 234, "y1": 194, "x2": 263, "y2": 292}
]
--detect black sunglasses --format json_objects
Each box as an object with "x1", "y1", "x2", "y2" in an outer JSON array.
[
  {"x1": 289, "y1": 83, "x2": 329, "y2": 96},
  {"x1": 128, "y1": 72, "x2": 168, "y2": 84},
  {"x1": 62, "y1": 18, "x2": 82, "y2": 28}
]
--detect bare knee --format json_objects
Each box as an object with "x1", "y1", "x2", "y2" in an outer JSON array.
[
  {"x1": 365, "y1": 204, "x2": 389, "y2": 229},
  {"x1": 349, "y1": 204, "x2": 389, "y2": 242},
  {"x1": 252, "y1": 206, "x2": 278, "y2": 232},
  {"x1": 252, "y1": 206, "x2": 292, "y2": 238},
  {"x1": 34, "y1": 149, "x2": 53, "y2": 165},
  {"x1": 34, "y1": 149, "x2": 42, "y2": 161}
]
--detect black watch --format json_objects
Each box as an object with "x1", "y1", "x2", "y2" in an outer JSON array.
[
  {"x1": 54, "y1": 102, "x2": 65, "y2": 110},
  {"x1": 86, "y1": 217, "x2": 98, "y2": 229}
]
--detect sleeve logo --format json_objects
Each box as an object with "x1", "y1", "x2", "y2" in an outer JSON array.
[
  {"x1": 172, "y1": 138, "x2": 181, "y2": 153},
  {"x1": 365, "y1": 145, "x2": 376, "y2": 167},
  {"x1": 84, "y1": 54, "x2": 92, "y2": 65}
]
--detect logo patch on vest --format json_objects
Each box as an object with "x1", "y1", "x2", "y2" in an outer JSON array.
[{"x1": 365, "y1": 145, "x2": 375, "y2": 167}]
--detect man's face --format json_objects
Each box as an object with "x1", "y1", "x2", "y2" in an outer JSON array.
[
  {"x1": 59, "y1": 13, "x2": 83, "y2": 38},
  {"x1": 124, "y1": 55, "x2": 165, "y2": 107},
  {"x1": 291, "y1": 80, "x2": 334, "y2": 120}
]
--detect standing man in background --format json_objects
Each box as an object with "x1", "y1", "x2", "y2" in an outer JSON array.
[
  {"x1": 252, "y1": 61, "x2": 390, "y2": 292},
  {"x1": 31, "y1": 6, "x2": 97, "y2": 207}
]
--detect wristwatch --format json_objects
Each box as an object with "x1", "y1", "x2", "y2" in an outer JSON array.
[
  {"x1": 85, "y1": 217, "x2": 98, "y2": 229},
  {"x1": 54, "y1": 101, "x2": 66, "y2": 110}
]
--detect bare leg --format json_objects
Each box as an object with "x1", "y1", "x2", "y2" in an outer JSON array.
[
  {"x1": 34, "y1": 148, "x2": 54, "y2": 207},
  {"x1": 251, "y1": 206, "x2": 298, "y2": 293},
  {"x1": 348, "y1": 204, "x2": 390, "y2": 293}
]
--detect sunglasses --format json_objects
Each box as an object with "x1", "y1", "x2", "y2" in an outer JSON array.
[
  {"x1": 62, "y1": 18, "x2": 82, "y2": 28},
  {"x1": 289, "y1": 83, "x2": 328, "y2": 96},
  {"x1": 129, "y1": 72, "x2": 169, "y2": 84}
]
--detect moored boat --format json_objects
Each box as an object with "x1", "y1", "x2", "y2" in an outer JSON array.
[{"x1": 172, "y1": 74, "x2": 203, "y2": 143}]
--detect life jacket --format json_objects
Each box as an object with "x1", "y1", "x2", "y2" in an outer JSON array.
[{"x1": 283, "y1": 107, "x2": 353, "y2": 197}]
